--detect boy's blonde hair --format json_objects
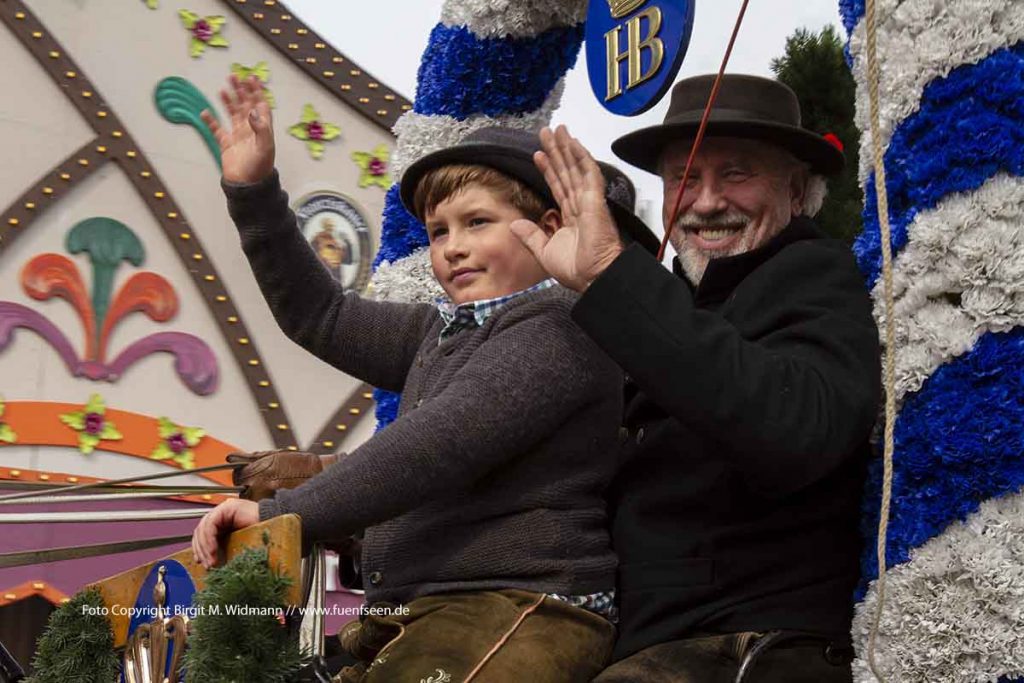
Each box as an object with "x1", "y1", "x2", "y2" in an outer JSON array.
[{"x1": 412, "y1": 164, "x2": 552, "y2": 225}]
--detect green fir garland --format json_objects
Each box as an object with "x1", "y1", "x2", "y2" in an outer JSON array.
[
  {"x1": 27, "y1": 588, "x2": 119, "y2": 683},
  {"x1": 183, "y1": 546, "x2": 306, "y2": 682}
]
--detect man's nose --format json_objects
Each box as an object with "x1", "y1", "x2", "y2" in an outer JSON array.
[{"x1": 690, "y1": 181, "x2": 727, "y2": 216}]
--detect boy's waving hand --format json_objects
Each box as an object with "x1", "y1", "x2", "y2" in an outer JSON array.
[{"x1": 201, "y1": 75, "x2": 275, "y2": 184}]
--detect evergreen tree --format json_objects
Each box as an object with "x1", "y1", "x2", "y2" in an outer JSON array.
[
  {"x1": 771, "y1": 25, "x2": 863, "y2": 244},
  {"x1": 26, "y1": 589, "x2": 118, "y2": 683}
]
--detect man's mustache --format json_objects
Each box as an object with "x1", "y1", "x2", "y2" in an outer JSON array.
[{"x1": 673, "y1": 210, "x2": 750, "y2": 232}]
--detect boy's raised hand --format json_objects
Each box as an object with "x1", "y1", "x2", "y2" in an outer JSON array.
[
  {"x1": 201, "y1": 75, "x2": 275, "y2": 184},
  {"x1": 510, "y1": 126, "x2": 623, "y2": 292}
]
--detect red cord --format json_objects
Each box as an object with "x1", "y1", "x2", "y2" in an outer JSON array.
[{"x1": 657, "y1": 0, "x2": 752, "y2": 262}]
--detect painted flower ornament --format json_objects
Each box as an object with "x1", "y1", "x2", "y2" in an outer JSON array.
[
  {"x1": 179, "y1": 11, "x2": 228, "y2": 58},
  {"x1": 151, "y1": 417, "x2": 204, "y2": 469},
  {"x1": 0, "y1": 217, "x2": 219, "y2": 395},
  {"x1": 60, "y1": 394, "x2": 122, "y2": 455},
  {"x1": 352, "y1": 145, "x2": 392, "y2": 189},
  {"x1": 289, "y1": 104, "x2": 341, "y2": 159},
  {"x1": 231, "y1": 62, "x2": 275, "y2": 108},
  {"x1": 0, "y1": 397, "x2": 16, "y2": 444}
]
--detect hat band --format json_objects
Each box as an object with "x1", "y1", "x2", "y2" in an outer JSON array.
[{"x1": 664, "y1": 107, "x2": 798, "y2": 127}]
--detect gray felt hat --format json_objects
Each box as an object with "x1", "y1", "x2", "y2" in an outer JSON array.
[{"x1": 400, "y1": 127, "x2": 661, "y2": 255}]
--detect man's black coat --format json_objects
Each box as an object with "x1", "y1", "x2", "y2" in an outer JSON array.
[{"x1": 572, "y1": 218, "x2": 882, "y2": 661}]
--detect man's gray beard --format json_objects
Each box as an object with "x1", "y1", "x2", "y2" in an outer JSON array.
[{"x1": 668, "y1": 210, "x2": 751, "y2": 285}]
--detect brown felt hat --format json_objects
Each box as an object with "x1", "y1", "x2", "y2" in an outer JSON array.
[{"x1": 612, "y1": 74, "x2": 845, "y2": 176}]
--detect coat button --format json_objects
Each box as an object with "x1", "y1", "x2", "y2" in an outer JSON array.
[
  {"x1": 618, "y1": 427, "x2": 630, "y2": 444},
  {"x1": 635, "y1": 428, "x2": 645, "y2": 445},
  {"x1": 368, "y1": 571, "x2": 383, "y2": 586},
  {"x1": 416, "y1": 355, "x2": 424, "y2": 368},
  {"x1": 415, "y1": 398, "x2": 423, "y2": 408}
]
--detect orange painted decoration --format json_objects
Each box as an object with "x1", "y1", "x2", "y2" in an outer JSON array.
[
  {"x1": 99, "y1": 272, "x2": 179, "y2": 362},
  {"x1": 0, "y1": 580, "x2": 69, "y2": 608},
  {"x1": 0, "y1": 401, "x2": 239, "y2": 486},
  {"x1": 20, "y1": 254, "x2": 97, "y2": 359}
]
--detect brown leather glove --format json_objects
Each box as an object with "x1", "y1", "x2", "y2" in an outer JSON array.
[{"x1": 227, "y1": 449, "x2": 340, "y2": 502}]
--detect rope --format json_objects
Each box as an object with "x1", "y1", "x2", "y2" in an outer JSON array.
[
  {"x1": 864, "y1": 0, "x2": 898, "y2": 679},
  {"x1": 656, "y1": 0, "x2": 751, "y2": 262}
]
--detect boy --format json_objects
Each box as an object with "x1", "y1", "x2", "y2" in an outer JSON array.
[{"x1": 192, "y1": 76, "x2": 656, "y2": 682}]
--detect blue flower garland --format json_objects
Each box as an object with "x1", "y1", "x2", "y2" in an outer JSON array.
[
  {"x1": 373, "y1": 185, "x2": 428, "y2": 268},
  {"x1": 837, "y1": 0, "x2": 863, "y2": 37},
  {"x1": 853, "y1": 44, "x2": 1024, "y2": 287},
  {"x1": 858, "y1": 328, "x2": 1024, "y2": 593},
  {"x1": 414, "y1": 23, "x2": 584, "y2": 119}
]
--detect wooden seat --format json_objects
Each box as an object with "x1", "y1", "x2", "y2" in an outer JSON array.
[{"x1": 88, "y1": 514, "x2": 303, "y2": 649}]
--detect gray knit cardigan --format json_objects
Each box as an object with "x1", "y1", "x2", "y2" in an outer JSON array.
[{"x1": 223, "y1": 171, "x2": 622, "y2": 605}]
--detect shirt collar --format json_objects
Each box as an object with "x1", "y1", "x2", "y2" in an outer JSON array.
[{"x1": 438, "y1": 278, "x2": 557, "y2": 339}]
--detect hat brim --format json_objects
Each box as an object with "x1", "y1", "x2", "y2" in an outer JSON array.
[
  {"x1": 609, "y1": 204, "x2": 660, "y2": 256},
  {"x1": 399, "y1": 145, "x2": 552, "y2": 220},
  {"x1": 612, "y1": 120, "x2": 845, "y2": 177},
  {"x1": 400, "y1": 145, "x2": 662, "y2": 256}
]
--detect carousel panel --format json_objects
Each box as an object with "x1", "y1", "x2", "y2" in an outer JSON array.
[
  {"x1": 0, "y1": 14, "x2": 95, "y2": 218},
  {"x1": 20, "y1": 0, "x2": 393, "y2": 448}
]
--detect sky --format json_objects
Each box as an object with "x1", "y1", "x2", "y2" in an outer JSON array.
[{"x1": 283, "y1": 1, "x2": 844, "y2": 243}]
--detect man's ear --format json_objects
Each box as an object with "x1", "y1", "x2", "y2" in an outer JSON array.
[
  {"x1": 537, "y1": 208, "x2": 563, "y2": 237},
  {"x1": 789, "y1": 166, "x2": 810, "y2": 216}
]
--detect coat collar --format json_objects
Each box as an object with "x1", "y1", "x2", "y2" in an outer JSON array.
[{"x1": 672, "y1": 217, "x2": 825, "y2": 307}]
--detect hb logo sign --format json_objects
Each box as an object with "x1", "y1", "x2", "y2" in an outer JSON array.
[{"x1": 586, "y1": 0, "x2": 695, "y2": 116}]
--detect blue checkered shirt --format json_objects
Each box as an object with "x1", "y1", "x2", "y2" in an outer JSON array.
[{"x1": 437, "y1": 278, "x2": 557, "y2": 342}]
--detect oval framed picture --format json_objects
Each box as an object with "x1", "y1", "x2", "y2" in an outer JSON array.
[{"x1": 293, "y1": 191, "x2": 374, "y2": 293}]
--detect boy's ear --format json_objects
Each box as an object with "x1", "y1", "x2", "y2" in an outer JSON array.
[{"x1": 537, "y1": 208, "x2": 562, "y2": 237}]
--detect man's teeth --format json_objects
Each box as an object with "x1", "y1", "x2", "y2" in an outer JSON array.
[{"x1": 698, "y1": 228, "x2": 737, "y2": 240}]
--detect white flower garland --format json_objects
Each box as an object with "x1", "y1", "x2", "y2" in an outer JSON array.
[
  {"x1": 368, "y1": 248, "x2": 447, "y2": 304},
  {"x1": 853, "y1": 488, "x2": 1024, "y2": 682},
  {"x1": 873, "y1": 174, "x2": 1024, "y2": 404},
  {"x1": 847, "y1": 0, "x2": 1024, "y2": 183},
  {"x1": 389, "y1": 79, "x2": 567, "y2": 181},
  {"x1": 440, "y1": 0, "x2": 587, "y2": 39}
]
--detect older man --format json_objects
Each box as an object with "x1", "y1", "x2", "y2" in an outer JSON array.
[{"x1": 511, "y1": 74, "x2": 881, "y2": 682}]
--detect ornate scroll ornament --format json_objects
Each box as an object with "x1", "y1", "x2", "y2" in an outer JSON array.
[
  {"x1": 607, "y1": 0, "x2": 647, "y2": 19},
  {"x1": 123, "y1": 565, "x2": 189, "y2": 683},
  {"x1": 154, "y1": 77, "x2": 223, "y2": 169}
]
